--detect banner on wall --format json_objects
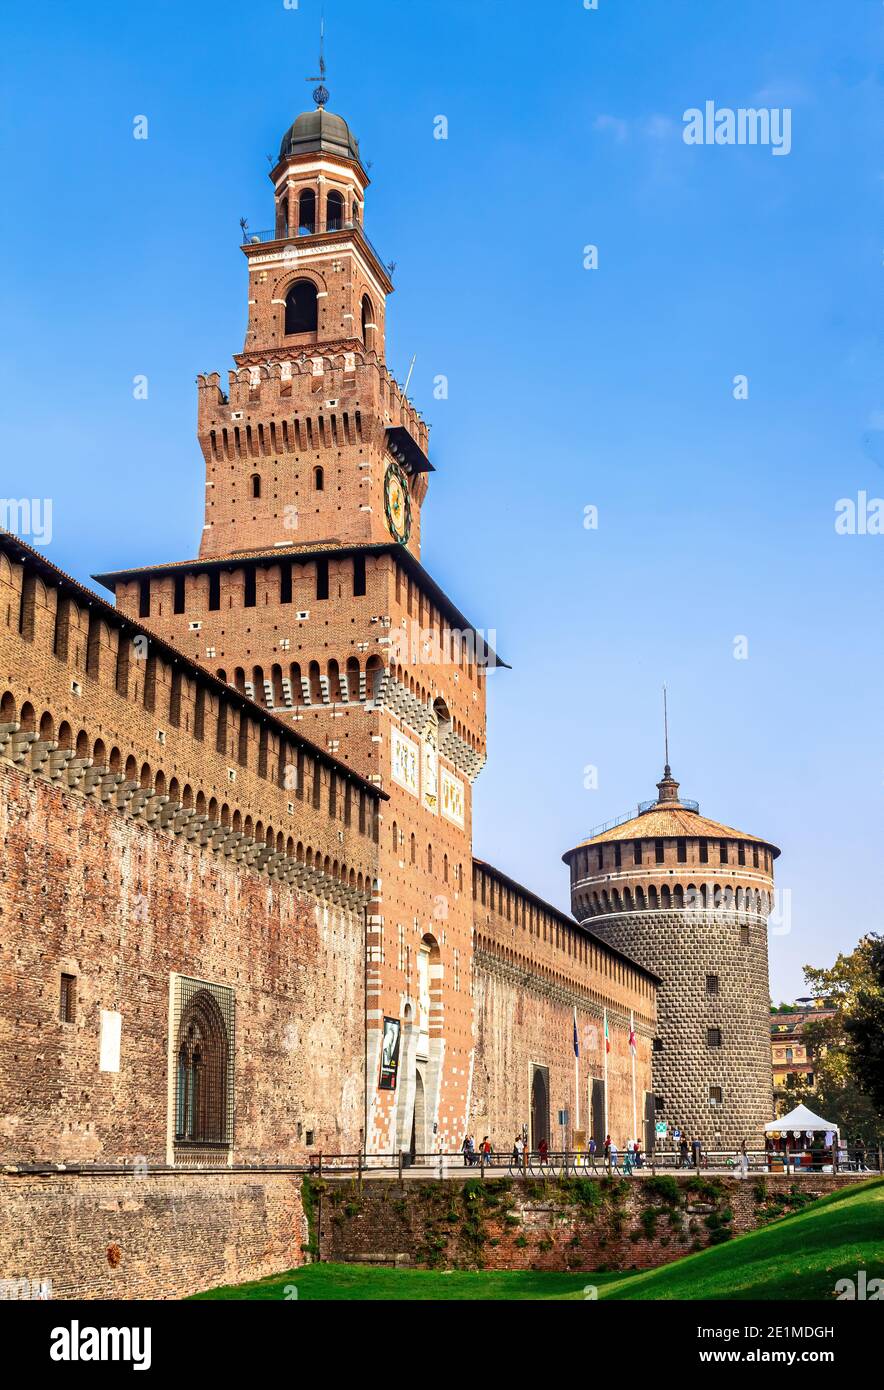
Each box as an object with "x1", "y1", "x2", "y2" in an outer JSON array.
[
  {"x1": 391, "y1": 727, "x2": 419, "y2": 797},
  {"x1": 378, "y1": 1017, "x2": 401, "y2": 1091},
  {"x1": 440, "y1": 766, "x2": 465, "y2": 827}
]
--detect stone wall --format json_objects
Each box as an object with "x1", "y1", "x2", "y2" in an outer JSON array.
[
  {"x1": 319, "y1": 1173, "x2": 860, "y2": 1274},
  {"x1": 0, "y1": 1172, "x2": 305, "y2": 1300},
  {"x1": 590, "y1": 909, "x2": 772, "y2": 1147}
]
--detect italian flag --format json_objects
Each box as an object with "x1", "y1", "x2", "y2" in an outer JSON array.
[
  {"x1": 605, "y1": 1014, "x2": 611, "y2": 1053},
  {"x1": 628, "y1": 1025, "x2": 636, "y2": 1053}
]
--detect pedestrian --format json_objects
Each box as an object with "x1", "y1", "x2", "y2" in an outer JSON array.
[
  {"x1": 603, "y1": 1134, "x2": 612, "y2": 1170},
  {"x1": 609, "y1": 1138, "x2": 619, "y2": 1173},
  {"x1": 623, "y1": 1141, "x2": 634, "y2": 1176},
  {"x1": 855, "y1": 1136, "x2": 867, "y2": 1172},
  {"x1": 587, "y1": 1135, "x2": 597, "y2": 1171},
  {"x1": 633, "y1": 1139, "x2": 643, "y2": 1169},
  {"x1": 538, "y1": 1136, "x2": 549, "y2": 1167},
  {"x1": 461, "y1": 1133, "x2": 473, "y2": 1168},
  {"x1": 679, "y1": 1135, "x2": 689, "y2": 1169},
  {"x1": 738, "y1": 1138, "x2": 749, "y2": 1179},
  {"x1": 691, "y1": 1135, "x2": 702, "y2": 1169}
]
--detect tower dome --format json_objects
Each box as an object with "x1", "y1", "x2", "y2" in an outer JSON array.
[{"x1": 278, "y1": 108, "x2": 362, "y2": 166}]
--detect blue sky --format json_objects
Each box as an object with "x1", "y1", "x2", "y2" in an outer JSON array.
[{"x1": 1, "y1": 0, "x2": 882, "y2": 1000}]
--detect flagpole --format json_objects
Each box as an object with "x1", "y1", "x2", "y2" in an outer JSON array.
[
  {"x1": 574, "y1": 1007, "x2": 580, "y2": 1132},
  {"x1": 603, "y1": 1007, "x2": 609, "y2": 1139},
  {"x1": 630, "y1": 1008, "x2": 637, "y2": 1144}
]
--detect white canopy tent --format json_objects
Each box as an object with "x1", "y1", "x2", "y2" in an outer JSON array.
[{"x1": 764, "y1": 1104, "x2": 839, "y2": 1137}]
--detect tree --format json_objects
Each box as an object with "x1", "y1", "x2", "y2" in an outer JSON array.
[
  {"x1": 782, "y1": 935, "x2": 884, "y2": 1139},
  {"x1": 844, "y1": 934, "x2": 884, "y2": 1116}
]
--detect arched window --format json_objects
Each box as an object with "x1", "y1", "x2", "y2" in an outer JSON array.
[
  {"x1": 314, "y1": 465, "x2": 324, "y2": 491},
  {"x1": 298, "y1": 188, "x2": 316, "y2": 235},
  {"x1": 326, "y1": 189, "x2": 344, "y2": 231},
  {"x1": 173, "y1": 985, "x2": 232, "y2": 1147},
  {"x1": 250, "y1": 473, "x2": 261, "y2": 499},
  {"x1": 361, "y1": 294, "x2": 374, "y2": 346},
  {"x1": 284, "y1": 280, "x2": 318, "y2": 335}
]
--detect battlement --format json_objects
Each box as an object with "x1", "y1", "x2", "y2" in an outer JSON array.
[
  {"x1": 0, "y1": 534, "x2": 382, "y2": 901},
  {"x1": 197, "y1": 352, "x2": 429, "y2": 456}
]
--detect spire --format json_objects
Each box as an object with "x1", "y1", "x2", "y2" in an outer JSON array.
[
  {"x1": 307, "y1": 15, "x2": 329, "y2": 108},
  {"x1": 656, "y1": 684, "x2": 680, "y2": 803}
]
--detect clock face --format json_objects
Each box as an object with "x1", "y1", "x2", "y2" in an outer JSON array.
[{"x1": 384, "y1": 461, "x2": 411, "y2": 543}]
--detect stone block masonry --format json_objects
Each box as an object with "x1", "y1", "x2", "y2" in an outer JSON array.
[
  {"x1": 319, "y1": 1173, "x2": 860, "y2": 1274},
  {"x1": 0, "y1": 1172, "x2": 306, "y2": 1300}
]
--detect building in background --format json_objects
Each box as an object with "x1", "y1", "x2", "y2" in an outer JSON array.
[{"x1": 771, "y1": 997, "x2": 836, "y2": 1109}]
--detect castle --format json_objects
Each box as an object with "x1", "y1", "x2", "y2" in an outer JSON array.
[{"x1": 0, "y1": 96, "x2": 775, "y2": 1298}]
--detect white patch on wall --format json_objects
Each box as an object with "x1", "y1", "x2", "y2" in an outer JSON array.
[
  {"x1": 99, "y1": 1010, "x2": 122, "y2": 1072},
  {"x1": 440, "y1": 767, "x2": 465, "y2": 828},
  {"x1": 391, "y1": 727, "x2": 419, "y2": 798},
  {"x1": 421, "y1": 727, "x2": 439, "y2": 816}
]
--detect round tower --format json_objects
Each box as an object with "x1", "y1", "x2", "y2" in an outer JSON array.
[{"x1": 563, "y1": 765, "x2": 779, "y2": 1148}]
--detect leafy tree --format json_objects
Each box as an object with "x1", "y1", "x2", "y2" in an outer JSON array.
[
  {"x1": 781, "y1": 935, "x2": 884, "y2": 1140},
  {"x1": 843, "y1": 934, "x2": 884, "y2": 1116}
]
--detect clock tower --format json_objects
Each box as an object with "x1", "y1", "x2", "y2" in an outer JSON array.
[{"x1": 98, "y1": 92, "x2": 501, "y2": 1156}]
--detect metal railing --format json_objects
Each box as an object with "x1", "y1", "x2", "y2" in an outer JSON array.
[
  {"x1": 583, "y1": 799, "x2": 700, "y2": 841},
  {"x1": 299, "y1": 1144, "x2": 883, "y2": 1182},
  {"x1": 240, "y1": 220, "x2": 390, "y2": 274}
]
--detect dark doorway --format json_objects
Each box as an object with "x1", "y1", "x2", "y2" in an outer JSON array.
[
  {"x1": 591, "y1": 1077, "x2": 606, "y2": 1146},
  {"x1": 644, "y1": 1090, "x2": 657, "y2": 1156},
  {"x1": 530, "y1": 1065, "x2": 550, "y2": 1151},
  {"x1": 410, "y1": 1071, "x2": 425, "y2": 1160}
]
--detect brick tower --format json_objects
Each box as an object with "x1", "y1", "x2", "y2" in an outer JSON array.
[
  {"x1": 562, "y1": 765, "x2": 779, "y2": 1148},
  {"x1": 96, "y1": 92, "x2": 498, "y2": 1157}
]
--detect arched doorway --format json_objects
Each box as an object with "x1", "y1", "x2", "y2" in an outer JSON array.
[
  {"x1": 410, "y1": 1070, "x2": 426, "y2": 1159},
  {"x1": 530, "y1": 1065, "x2": 550, "y2": 1151}
]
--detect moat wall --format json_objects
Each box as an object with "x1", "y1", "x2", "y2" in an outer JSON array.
[{"x1": 317, "y1": 1173, "x2": 860, "y2": 1274}]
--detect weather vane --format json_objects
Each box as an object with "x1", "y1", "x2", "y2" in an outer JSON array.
[{"x1": 306, "y1": 15, "x2": 329, "y2": 108}]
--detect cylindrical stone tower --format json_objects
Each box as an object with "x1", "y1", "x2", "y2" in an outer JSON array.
[{"x1": 563, "y1": 766, "x2": 779, "y2": 1149}]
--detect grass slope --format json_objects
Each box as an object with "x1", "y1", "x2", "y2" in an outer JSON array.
[
  {"x1": 189, "y1": 1178, "x2": 884, "y2": 1301},
  {"x1": 589, "y1": 1177, "x2": 884, "y2": 1302}
]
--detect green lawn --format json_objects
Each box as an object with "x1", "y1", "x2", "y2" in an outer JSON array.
[{"x1": 190, "y1": 1178, "x2": 884, "y2": 1301}]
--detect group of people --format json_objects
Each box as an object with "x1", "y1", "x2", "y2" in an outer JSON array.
[
  {"x1": 459, "y1": 1134, "x2": 492, "y2": 1166},
  {"x1": 460, "y1": 1131, "x2": 646, "y2": 1174}
]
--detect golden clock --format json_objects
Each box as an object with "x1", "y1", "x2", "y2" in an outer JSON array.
[{"x1": 383, "y1": 461, "x2": 411, "y2": 544}]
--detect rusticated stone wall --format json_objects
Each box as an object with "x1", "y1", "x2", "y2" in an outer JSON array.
[{"x1": 587, "y1": 909, "x2": 772, "y2": 1147}]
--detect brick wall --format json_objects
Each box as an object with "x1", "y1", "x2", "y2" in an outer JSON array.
[
  {"x1": 319, "y1": 1173, "x2": 860, "y2": 1274},
  {"x1": 471, "y1": 861, "x2": 657, "y2": 1151},
  {"x1": 0, "y1": 1172, "x2": 305, "y2": 1300}
]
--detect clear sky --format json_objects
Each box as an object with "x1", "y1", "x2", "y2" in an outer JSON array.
[{"x1": 2, "y1": 0, "x2": 881, "y2": 1001}]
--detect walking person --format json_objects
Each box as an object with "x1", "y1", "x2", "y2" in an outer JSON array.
[
  {"x1": 587, "y1": 1135, "x2": 597, "y2": 1172},
  {"x1": 855, "y1": 1136, "x2": 868, "y2": 1172},
  {"x1": 679, "y1": 1134, "x2": 689, "y2": 1169},
  {"x1": 603, "y1": 1134, "x2": 612, "y2": 1171},
  {"x1": 538, "y1": 1136, "x2": 549, "y2": 1168},
  {"x1": 737, "y1": 1138, "x2": 750, "y2": 1179},
  {"x1": 461, "y1": 1133, "x2": 473, "y2": 1168},
  {"x1": 691, "y1": 1134, "x2": 702, "y2": 1169}
]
